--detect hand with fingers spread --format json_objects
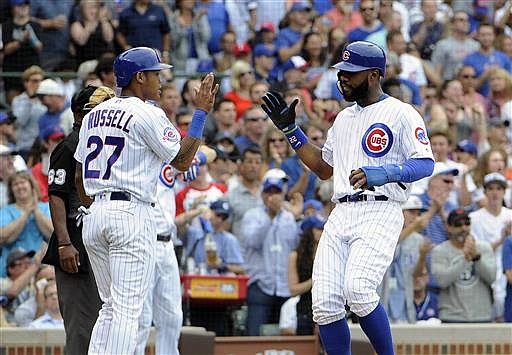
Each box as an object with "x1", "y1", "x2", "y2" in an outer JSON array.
[
  {"x1": 194, "y1": 72, "x2": 219, "y2": 112},
  {"x1": 261, "y1": 91, "x2": 299, "y2": 131}
]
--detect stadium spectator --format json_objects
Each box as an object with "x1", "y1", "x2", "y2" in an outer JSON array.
[
  {"x1": 487, "y1": 68, "x2": 512, "y2": 119},
  {"x1": 431, "y1": 209, "x2": 496, "y2": 323},
  {"x1": 0, "y1": 113, "x2": 17, "y2": 148},
  {"x1": 253, "y1": 44, "x2": 278, "y2": 85},
  {"x1": 287, "y1": 214, "x2": 325, "y2": 335},
  {"x1": 168, "y1": 0, "x2": 211, "y2": 74},
  {"x1": 207, "y1": 148, "x2": 238, "y2": 188},
  {"x1": 301, "y1": 32, "x2": 328, "y2": 91},
  {"x1": 413, "y1": 266, "x2": 439, "y2": 322},
  {"x1": 94, "y1": 52, "x2": 115, "y2": 89},
  {"x1": 463, "y1": 22, "x2": 512, "y2": 97},
  {"x1": 460, "y1": 148, "x2": 508, "y2": 208},
  {"x1": 347, "y1": 0, "x2": 384, "y2": 42},
  {"x1": 260, "y1": 125, "x2": 293, "y2": 171},
  {"x1": 457, "y1": 65, "x2": 489, "y2": 116},
  {"x1": 386, "y1": 29, "x2": 427, "y2": 89},
  {"x1": 241, "y1": 173, "x2": 300, "y2": 336},
  {"x1": 28, "y1": 280, "x2": 63, "y2": 329},
  {"x1": 470, "y1": 173, "x2": 512, "y2": 321},
  {"x1": 271, "y1": 56, "x2": 310, "y2": 95},
  {"x1": 14, "y1": 264, "x2": 54, "y2": 326},
  {"x1": 453, "y1": 140, "x2": 479, "y2": 173},
  {"x1": 383, "y1": 52, "x2": 422, "y2": 107},
  {"x1": 249, "y1": 81, "x2": 270, "y2": 106},
  {"x1": 29, "y1": 0, "x2": 73, "y2": 71},
  {"x1": 116, "y1": 0, "x2": 170, "y2": 55},
  {"x1": 158, "y1": 83, "x2": 182, "y2": 126},
  {"x1": 35, "y1": 79, "x2": 73, "y2": 136},
  {"x1": 197, "y1": 0, "x2": 230, "y2": 55},
  {"x1": 226, "y1": 147, "x2": 264, "y2": 241},
  {"x1": 10, "y1": 66, "x2": 46, "y2": 160},
  {"x1": 275, "y1": 2, "x2": 312, "y2": 63},
  {"x1": 203, "y1": 99, "x2": 238, "y2": 146},
  {"x1": 503, "y1": 230, "x2": 512, "y2": 323},
  {"x1": 0, "y1": 172, "x2": 52, "y2": 276},
  {"x1": 70, "y1": 0, "x2": 114, "y2": 64},
  {"x1": 30, "y1": 125, "x2": 65, "y2": 203},
  {"x1": 381, "y1": 195, "x2": 428, "y2": 324},
  {"x1": 214, "y1": 30, "x2": 237, "y2": 73},
  {"x1": 180, "y1": 77, "x2": 201, "y2": 113},
  {"x1": 409, "y1": 0, "x2": 444, "y2": 60},
  {"x1": 224, "y1": 60, "x2": 256, "y2": 120},
  {"x1": 0, "y1": 247, "x2": 44, "y2": 323},
  {"x1": 0, "y1": 147, "x2": 16, "y2": 209},
  {"x1": 324, "y1": 0, "x2": 362, "y2": 33},
  {"x1": 233, "y1": 106, "x2": 268, "y2": 154},
  {"x1": 2, "y1": 0, "x2": 42, "y2": 103}
]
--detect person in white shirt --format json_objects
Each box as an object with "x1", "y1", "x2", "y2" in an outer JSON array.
[
  {"x1": 28, "y1": 281, "x2": 64, "y2": 329},
  {"x1": 470, "y1": 173, "x2": 512, "y2": 321}
]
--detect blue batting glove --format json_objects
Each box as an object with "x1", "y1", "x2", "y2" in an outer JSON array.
[{"x1": 360, "y1": 165, "x2": 401, "y2": 188}]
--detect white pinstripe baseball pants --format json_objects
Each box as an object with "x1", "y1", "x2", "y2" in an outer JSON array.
[
  {"x1": 82, "y1": 199, "x2": 156, "y2": 355},
  {"x1": 312, "y1": 201, "x2": 403, "y2": 325},
  {"x1": 135, "y1": 240, "x2": 182, "y2": 355}
]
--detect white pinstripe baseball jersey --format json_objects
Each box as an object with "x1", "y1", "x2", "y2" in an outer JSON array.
[
  {"x1": 74, "y1": 97, "x2": 181, "y2": 203},
  {"x1": 322, "y1": 96, "x2": 433, "y2": 202}
]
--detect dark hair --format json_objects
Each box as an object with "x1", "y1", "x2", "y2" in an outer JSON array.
[
  {"x1": 181, "y1": 77, "x2": 201, "y2": 106},
  {"x1": 94, "y1": 52, "x2": 115, "y2": 78},
  {"x1": 295, "y1": 227, "x2": 317, "y2": 283},
  {"x1": 214, "y1": 98, "x2": 235, "y2": 112},
  {"x1": 301, "y1": 32, "x2": 327, "y2": 65},
  {"x1": 241, "y1": 146, "x2": 263, "y2": 161},
  {"x1": 382, "y1": 78, "x2": 402, "y2": 94},
  {"x1": 386, "y1": 29, "x2": 402, "y2": 45}
]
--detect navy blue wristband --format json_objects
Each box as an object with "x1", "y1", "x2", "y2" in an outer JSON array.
[
  {"x1": 187, "y1": 109, "x2": 207, "y2": 139},
  {"x1": 284, "y1": 126, "x2": 308, "y2": 150}
]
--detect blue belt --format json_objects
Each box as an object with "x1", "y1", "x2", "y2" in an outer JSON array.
[{"x1": 338, "y1": 194, "x2": 388, "y2": 203}]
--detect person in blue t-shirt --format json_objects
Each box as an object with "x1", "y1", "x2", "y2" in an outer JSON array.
[
  {"x1": 275, "y1": 3, "x2": 311, "y2": 63},
  {"x1": 463, "y1": 23, "x2": 512, "y2": 97},
  {"x1": 347, "y1": 0, "x2": 384, "y2": 43},
  {"x1": 502, "y1": 233, "x2": 512, "y2": 322},
  {"x1": 413, "y1": 266, "x2": 439, "y2": 321}
]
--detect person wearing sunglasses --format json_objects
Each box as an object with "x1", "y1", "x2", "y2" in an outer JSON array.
[
  {"x1": 431, "y1": 208, "x2": 496, "y2": 323},
  {"x1": 346, "y1": 0, "x2": 383, "y2": 43}
]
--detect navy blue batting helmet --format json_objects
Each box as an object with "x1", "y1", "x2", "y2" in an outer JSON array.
[
  {"x1": 332, "y1": 41, "x2": 386, "y2": 76},
  {"x1": 114, "y1": 47, "x2": 172, "y2": 88}
]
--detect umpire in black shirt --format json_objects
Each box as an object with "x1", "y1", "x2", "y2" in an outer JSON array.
[{"x1": 43, "y1": 85, "x2": 114, "y2": 354}]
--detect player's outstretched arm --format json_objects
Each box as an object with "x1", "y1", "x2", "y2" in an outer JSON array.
[
  {"x1": 261, "y1": 91, "x2": 332, "y2": 180},
  {"x1": 170, "y1": 73, "x2": 219, "y2": 171}
]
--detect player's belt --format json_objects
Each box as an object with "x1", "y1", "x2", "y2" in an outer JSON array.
[
  {"x1": 95, "y1": 191, "x2": 131, "y2": 202},
  {"x1": 338, "y1": 194, "x2": 388, "y2": 203},
  {"x1": 157, "y1": 234, "x2": 171, "y2": 242}
]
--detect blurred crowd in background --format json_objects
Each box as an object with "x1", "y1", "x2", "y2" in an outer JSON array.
[{"x1": 0, "y1": 0, "x2": 511, "y2": 336}]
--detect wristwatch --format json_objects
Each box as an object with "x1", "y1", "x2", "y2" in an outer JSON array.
[{"x1": 472, "y1": 254, "x2": 481, "y2": 262}]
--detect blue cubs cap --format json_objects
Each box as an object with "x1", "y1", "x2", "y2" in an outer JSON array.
[
  {"x1": 332, "y1": 41, "x2": 386, "y2": 76},
  {"x1": 262, "y1": 177, "x2": 285, "y2": 192},
  {"x1": 210, "y1": 200, "x2": 231, "y2": 216},
  {"x1": 40, "y1": 125, "x2": 65, "y2": 141},
  {"x1": 455, "y1": 140, "x2": 478, "y2": 156},
  {"x1": 303, "y1": 199, "x2": 323, "y2": 213},
  {"x1": 10, "y1": 0, "x2": 29, "y2": 6},
  {"x1": 253, "y1": 44, "x2": 277, "y2": 58},
  {"x1": 301, "y1": 215, "x2": 326, "y2": 232},
  {"x1": 290, "y1": 2, "x2": 311, "y2": 12},
  {"x1": 0, "y1": 112, "x2": 15, "y2": 124},
  {"x1": 282, "y1": 56, "x2": 308, "y2": 73}
]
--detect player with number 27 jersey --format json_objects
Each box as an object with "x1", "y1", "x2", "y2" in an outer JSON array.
[{"x1": 74, "y1": 96, "x2": 181, "y2": 203}]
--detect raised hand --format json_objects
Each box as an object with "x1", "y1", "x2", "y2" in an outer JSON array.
[
  {"x1": 261, "y1": 91, "x2": 299, "y2": 131},
  {"x1": 194, "y1": 73, "x2": 219, "y2": 112}
]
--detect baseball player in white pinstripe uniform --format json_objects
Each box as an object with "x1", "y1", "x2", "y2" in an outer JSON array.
[
  {"x1": 74, "y1": 47, "x2": 218, "y2": 355},
  {"x1": 262, "y1": 41, "x2": 434, "y2": 355}
]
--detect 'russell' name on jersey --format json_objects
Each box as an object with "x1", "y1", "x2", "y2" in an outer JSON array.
[{"x1": 87, "y1": 108, "x2": 132, "y2": 133}]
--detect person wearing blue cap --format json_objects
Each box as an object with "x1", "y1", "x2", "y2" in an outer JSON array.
[
  {"x1": 253, "y1": 44, "x2": 278, "y2": 84},
  {"x1": 287, "y1": 215, "x2": 325, "y2": 335},
  {"x1": 241, "y1": 173, "x2": 300, "y2": 336}
]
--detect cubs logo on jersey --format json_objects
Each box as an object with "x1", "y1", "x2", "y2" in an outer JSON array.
[
  {"x1": 162, "y1": 126, "x2": 179, "y2": 143},
  {"x1": 361, "y1": 123, "x2": 393, "y2": 158},
  {"x1": 415, "y1": 127, "x2": 429, "y2": 145},
  {"x1": 159, "y1": 163, "x2": 176, "y2": 188}
]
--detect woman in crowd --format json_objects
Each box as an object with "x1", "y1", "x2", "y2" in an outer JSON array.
[
  {"x1": 301, "y1": 32, "x2": 328, "y2": 91},
  {"x1": 287, "y1": 215, "x2": 325, "y2": 335},
  {"x1": 487, "y1": 69, "x2": 512, "y2": 119},
  {"x1": 0, "y1": 172, "x2": 52, "y2": 277},
  {"x1": 70, "y1": 0, "x2": 114, "y2": 64},
  {"x1": 460, "y1": 148, "x2": 509, "y2": 208},
  {"x1": 261, "y1": 125, "x2": 294, "y2": 171},
  {"x1": 224, "y1": 60, "x2": 255, "y2": 120}
]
